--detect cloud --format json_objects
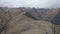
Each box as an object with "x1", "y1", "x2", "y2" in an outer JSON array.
[{"x1": 0, "y1": 0, "x2": 60, "y2": 8}]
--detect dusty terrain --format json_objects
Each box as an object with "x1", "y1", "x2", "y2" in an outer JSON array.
[{"x1": 0, "y1": 7, "x2": 60, "y2": 34}]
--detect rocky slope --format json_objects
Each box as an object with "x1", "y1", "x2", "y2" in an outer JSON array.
[{"x1": 0, "y1": 7, "x2": 60, "y2": 34}]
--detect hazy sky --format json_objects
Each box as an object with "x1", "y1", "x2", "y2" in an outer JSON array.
[{"x1": 0, "y1": 0, "x2": 60, "y2": 8}]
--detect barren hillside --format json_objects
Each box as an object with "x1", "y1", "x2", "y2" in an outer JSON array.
[{"x1": 0, "y1": 7, "x2": 60, "y2": 34}]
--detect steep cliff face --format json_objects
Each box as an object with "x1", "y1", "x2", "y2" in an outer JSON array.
[{"x1": 0, "y1": 7, "x2": 59, "y2": 34}]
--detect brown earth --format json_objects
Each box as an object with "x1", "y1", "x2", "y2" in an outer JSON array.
[{"x1": 0, "y1": 7, "x2": 60, "y2": 34}]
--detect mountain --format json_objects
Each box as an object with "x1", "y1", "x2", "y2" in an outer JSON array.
[{"x1": 0, "y1": 7, "x2": 60, "y2": 34}]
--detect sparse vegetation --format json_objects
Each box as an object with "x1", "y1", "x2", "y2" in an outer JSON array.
[{"x1": 0, "y1": 7, "x2": 60, "y2": 34}]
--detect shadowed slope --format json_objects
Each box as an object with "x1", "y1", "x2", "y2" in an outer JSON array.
[{"x1": 51, "y1": 10, "x2": 60, "y2": 25}]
